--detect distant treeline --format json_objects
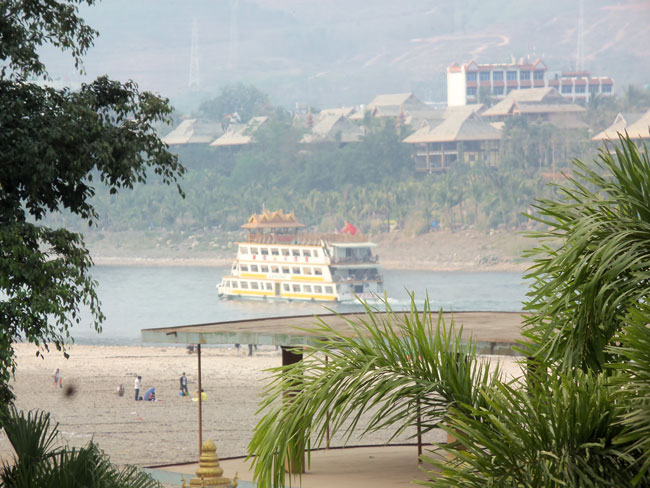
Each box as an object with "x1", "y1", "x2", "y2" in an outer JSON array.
[{"x1": 49, "y1": 84, "x2": 650, "y2": 236}]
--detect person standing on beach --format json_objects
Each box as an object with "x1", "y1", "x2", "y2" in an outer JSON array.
[
  {"x1": 134, "y1": 376, "x2": 141, "y2": 401},
  {"x1": 180, "y1": 372, "x2": 188, "y2": 396},
  {"x1": 52, "y1": 368, "x2": 60, "y2": 387}
]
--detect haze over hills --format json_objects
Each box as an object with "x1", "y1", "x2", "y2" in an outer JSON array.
[{"x1": 41, "y1": 0, "x2": 650, "y2": 111}]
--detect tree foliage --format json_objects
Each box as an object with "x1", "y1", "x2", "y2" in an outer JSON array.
[
  {"x1": 0, "y1": 0, "x2": 184, "y2": 403},
  {"x1": 0, "y1": 407, "x2": 163, "y2": 488}
]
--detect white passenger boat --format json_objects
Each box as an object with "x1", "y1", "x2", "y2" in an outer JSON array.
[{"x1": 217, "y1": 211, "x2": 383, "y2": 302}]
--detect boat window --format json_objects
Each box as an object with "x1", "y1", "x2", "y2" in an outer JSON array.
[
  {"x1": 250, "y1": 247, "x2": 258, "y2": 255},
  {"x1": 231, "y1": 281, "x2": 238, "y2": 288},
  {"x1": 232, "y1": 264, "x2": 237, "y2": 271},
  {"x1": 314, "y1": 285, "x2": 322, "y2": 293},
  {"x1": 271, "y1": 248, "x2": 279, "y2": 256},
  {"x1": 325, "y1": 286, "x2": 333, "y2": 294},
  {"x1": 240, "y1": 247, "x2": 248, "y2": 254},
  {"x1": 241, "y1": 264, "x2": 249, "y2": 272},
  {"x1": 304, "y1": 267, "x2": 312, "y2": 275},
  {"x1": 282, "y1": 266, "x2": 290, "y2": 274},
  {"x1": 261, "y1": 265, "x2": 269, "y2": 272},
  {"x1": 313, "y1": 250, "x2": 319, "y2": 257},
  {"x1": 251, "y1": 282, "x2": 259, "y2": 290},
  {"x1": 292, "y1": 249, "x2": 300, "y2": 257},
  {"x1": 261, "y1": 248, "x2": 269, "y2": 255},
  {"x1": 241, "y1": 282, "x2": 249, "y2": 289},
  {"x1": 314, "y1": 267, "x2": 323, "y2": 276},
  {"x1": 283, "y1": 284, "x2": 290, "y2": 291},
  {"x1": 292, "y1": 267, "x2": 301, "y2": 274},
  {"x1": 271, "y1": 266, "x2": 279, "y2": 273},
  {"x1": 281, "y1": 248, "x2": 290, "y2": 256},
  {"x1": 304, "y1": 285, "x2": 312, "y2": 292},
  {"x1": 265, "y1": 282, "x2": 273, "y2": 290},
  {"x1": 292, "y1": 284, "x2": 301, "y2": 292},
  {"x1": 250, "y1": 264, "x2": 258, "y2": 272},
  {"x1": 303, "y1": 250, "x2": 311, "y2": 257}
]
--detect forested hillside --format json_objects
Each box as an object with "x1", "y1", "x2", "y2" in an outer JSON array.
[{"x1": 50, "y1": 85, "x2": 650, "y2": 249}]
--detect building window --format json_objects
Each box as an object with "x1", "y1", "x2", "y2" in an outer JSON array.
[
  {"x1": 303, "y1": 249, "x2": 311, "y2": 257},
  {"x1": 493, "y1": 86, "x2": 504, "y2": 95},
  {"x1": 520, "y1": 70, "x2": 530, "y2": 80},
  {"x1": 466, "y1": 72, "x2": 477, "y2": 82},
  {"x1": 602, "y1": 84, "x2": 612, "y2": 93},
  {"x1": 271, "y1": 248, "x2": 279, "y2": 256},
  {"x1": 561, "y1": 85, "x2": 573, "y2": 94},
  {"x1": 506, "y1": 86, "x2": 516, "y2": 94},
  {"x1": 261, "y1": 265, "x2": 269, "y2": 272},
  {"x1": 589, "y1": 85, "x2": 599, "y2": 94},
  {"x1": 479, "y1": 71, "x2": 490, "y2": 81},
  {"x1": 260, "y1": 248, "x2": 268, "y2": 255},
  {"x1": 533, "y1": 70, "x2": 544, "y2": 80},
  {"x1": 281, "y1": 248, "x2": 290, "y2": 256},
  {"x1": 493, "y1": 71, "x2": 503, "y2": 81},
  {"x1": 250, "y1": 247, "x2": 258, "y2": 255},
  {"x1": 282, "y1": 266, "x2": 290, "y2": 274},
  {"x1": 575, "y1": 85, "x2": 586, "y2": 93},
  {"x1": 304, "y1": 267, "x2": 312, "y2": 275},
  {"x1": 314, "y1": 267, "x2": 323, "y2": 276},
  {"x1": 250, "y1": 264, "x2": 258, "y2": 272},
  {"x1": 506, "y1": 71, "x2": 517, "y2": 81},
  {"x1": 466, "y1": 87, "x2": 477, "y2": 96},
  {"x1": 292, "y1": 267, "x2": 301, "y2": 274},
  {"x1": 271, "y1": 265, "x2": 279, "y2": 273}
]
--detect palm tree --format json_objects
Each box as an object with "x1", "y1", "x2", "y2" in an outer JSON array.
[
  {"x1": 248, "y1": 135, "x2": 650, "y2": 487},
  {"x1": 0, "y1": 407, "x2": 162, "y2": 488}
]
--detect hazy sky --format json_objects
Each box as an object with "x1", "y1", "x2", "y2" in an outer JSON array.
[{"x1": 40, "y1": 0, "x2": 650, "y2": 110}]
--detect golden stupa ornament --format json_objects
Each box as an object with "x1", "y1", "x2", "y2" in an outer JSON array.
[{"x1": 181, "y1": 440, "x2": 238, "y2": 487}]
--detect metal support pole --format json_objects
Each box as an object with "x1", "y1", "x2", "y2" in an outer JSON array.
[
  {"x1": 197, "y1": 343, "x2": 203, "y2": 454},
  {"x1": 417, "y1": 400, "x2": 422, "y2": 463},
  {"x1": 325, "y1": 354, "x2": 330, "y2": 449}
]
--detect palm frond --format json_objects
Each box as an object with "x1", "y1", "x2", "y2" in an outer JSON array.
[{"x1": 248, "y1": 295, "x2": 502, "y2": 488}]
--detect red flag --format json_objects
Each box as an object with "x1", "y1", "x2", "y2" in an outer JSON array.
[{"x1": 341, "y1": 221, "x2": 358, "y2": 235}]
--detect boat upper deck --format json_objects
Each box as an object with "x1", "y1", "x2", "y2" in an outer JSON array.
[{"x1": 244, "y1": 232, "x2": 375, "y2": 246}]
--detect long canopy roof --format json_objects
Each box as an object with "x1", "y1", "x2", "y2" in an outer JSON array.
[{"x1": 141, "y1": 311, "x2": 525, "y2": 356}]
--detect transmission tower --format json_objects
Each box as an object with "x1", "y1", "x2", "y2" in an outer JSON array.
[
  {"x1": 576, "y1": 0, "x2": 585, "y2": 71},
  {"x1": 189, "y1": 17, "x2": 200, "y2": 90},
  {"x1": 228, "y1": 0, "x2": 240, "y2": 69}
]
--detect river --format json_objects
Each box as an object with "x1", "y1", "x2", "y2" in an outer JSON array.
[{"x1": 70, "y1": 266, "x2": 528, "y2": 345}]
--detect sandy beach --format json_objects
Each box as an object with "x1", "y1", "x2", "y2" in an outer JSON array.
[{"x1": 0, "y1": 343, "x2": 524, "y2": 469}]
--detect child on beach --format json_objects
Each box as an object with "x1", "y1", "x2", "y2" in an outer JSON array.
[{"x1": 52, "y1": 368, "x2": 62, "y2": 388}]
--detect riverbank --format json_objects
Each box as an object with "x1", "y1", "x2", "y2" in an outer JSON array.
[
  {"x1": 87, "y1": 228, "x2": 532, "y2": 272},
  {"x1": 0, "y1": 344, "x2": 525, "y2": 468}
]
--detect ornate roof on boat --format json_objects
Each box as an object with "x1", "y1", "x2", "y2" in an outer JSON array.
[{"x1": 241, "y1": 210, "x2": 306, "y2": 229}]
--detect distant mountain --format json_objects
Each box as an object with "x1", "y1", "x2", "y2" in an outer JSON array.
[{"x1": 43, "y1": 0, "x2": 650, "y2": 110}]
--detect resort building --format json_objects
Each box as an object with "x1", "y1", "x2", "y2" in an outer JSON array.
[
  {"x1": 162, "y1": 118, "x2": 223, "y2": 146},
  {"x1": 402, "y1": 106, "x2": 501, "y2": 172},
  {"x1": 480, "y1": 87, "x2": 587, "y2": 129},
  {"x1": 592, "y1": 109, "x2": 650, "y2": 143},
  {"x1": 209, "y1": 116, "x2": 268, "y2": 148},
  {"x1": 300, "y1": 114, "x2": 364, "y2": 144},
  {"x1": 447, "y1": 58, "x2": 548, "y2": 106},
  {"x1": 350, "y1": 92, "x2": 437, "y2": 127},
  {"x1": 447, "y1": 59, "x2": 614, "y2": 106},
  {"x1": 548, "y1": 71, "x2": 614, "y2": 103}
]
